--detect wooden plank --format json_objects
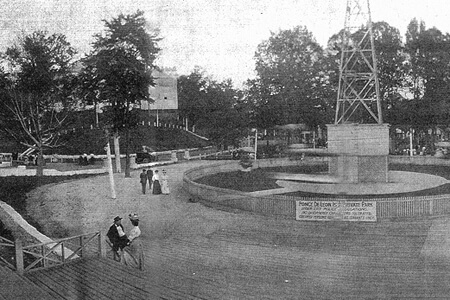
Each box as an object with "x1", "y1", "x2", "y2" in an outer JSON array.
[
  {"x1": 0, "y1": 265, "x2": 57, "y2": 300},
  {"x1": 21, "y1": 274, "x2": 65, "y2": 300},
  {"x1": 68, "y1": 261, "x2": 147, "y2": 299},
  {"x1": 49, "y1": 264, "x2": 108, "y2": 300},
  {"x1": 75, "y1": 259, "x2": 154, "y2": 299},
  {"x1": 26, "y1": 268, "x2": 81, "y2": 300},
  {"x1": 89, "y1": 258, "x2": 195, "y2": 300}
]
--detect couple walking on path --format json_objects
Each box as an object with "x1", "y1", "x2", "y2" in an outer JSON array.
[
  {"x1": 140, "y1": 168, "x2": 170, "y2": 195},
  {"x1": 106, "y1": 214, "x2": 144, "y2": 270}
]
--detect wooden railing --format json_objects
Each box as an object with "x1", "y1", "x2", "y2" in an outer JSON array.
[
  {"x1": 0, "y1": 235, "x2": 15, "y2": 270},
  {"x1": 1, "y1": 231, "x2": 106, "y2": 274}
]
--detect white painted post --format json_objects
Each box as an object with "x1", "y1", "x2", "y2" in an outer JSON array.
[
  {"x1": 105, "y1": 142, "x2": 116, "y2": 199},
  {"x1": 410, "y1": 129, "x2": 414, "y2": 157},
  {"x1": 254, "y1": 129, "x2": 258, "y2": 161},
  {"x1": 113, "y1": 134, "x2": 121, "y2": 173}
]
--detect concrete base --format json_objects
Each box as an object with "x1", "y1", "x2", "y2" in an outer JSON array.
[{"x1": 327, "y1": 123, "x2": 390, "y2": 183}]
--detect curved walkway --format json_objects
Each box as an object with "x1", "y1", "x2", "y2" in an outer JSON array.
[{"x1": 26, "y1": 160, "x2": 450, "y2": 299}]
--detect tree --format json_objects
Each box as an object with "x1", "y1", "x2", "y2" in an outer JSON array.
[
  {"x1": 197, "y1": 79, "x2": 247, "y2": 147},
  {"x1": 247, "y1": 26, "x2": 334, "y2": 131},
  {"x1": 178, "y1": 69, "x2": 247, "y2": 147},
  {"x1": 404, "y1": 19, "x2": 450, "y2": 150},
  {"x1": 371, "y1": 22, "x2": 408, "y2": 118},
  {"x1": 82, "y1": 10, "x2": 160, "y2": 177},
  {"x1": 177, "y1": 68, "x2": 209, "y2": 131},
  {"x1": 0, "y1": 31, "x2": 77, "y2": 176}
]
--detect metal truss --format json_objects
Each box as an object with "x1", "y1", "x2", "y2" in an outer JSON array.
[{"x1": 335, "y1": 0, "x2": 383, "y2": 124}]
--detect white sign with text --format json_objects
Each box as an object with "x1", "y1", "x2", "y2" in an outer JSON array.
[{"x1": 296, "y1": 200, "x2": 377, "y2": 222}]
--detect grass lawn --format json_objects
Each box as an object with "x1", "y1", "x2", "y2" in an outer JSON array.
[
  {"x1": 195, "y1": 163, "x2": 450, "y2": 198},
  {"x1": 0, "y1": 174, "x2": 99, "y2": 238}
]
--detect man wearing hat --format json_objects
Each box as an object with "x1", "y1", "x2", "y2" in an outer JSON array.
[
  {"x1": 106, "y1": 216, "x2": 129, "y2": 253},
  {"x1": 140, "y1": 169, "x2": 148, "y2": 194}
]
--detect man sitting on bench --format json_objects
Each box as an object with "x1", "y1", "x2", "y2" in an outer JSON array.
[{"x1": 106, "y1": 216, "x2": 129, "y2": 254}]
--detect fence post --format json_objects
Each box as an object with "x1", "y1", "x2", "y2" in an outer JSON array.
[
  {"x1": 15, "y1": 239, "x2": 24, "y2": 275},
  {"x1": 42, "y1": 245, "x2": 47, "y2": 268},
  {"x1": 61, "y1": 243, "x2": 65, "y2": 263},
  {"x1": 430, "y1": 199, "x2": 434, "y2": 215},
  {"x1": 79, "y1": 236, "x2": 84, "y2": 258},
  {"x1": 99, "y1": 232, "x2": 106, "y2": 258}
]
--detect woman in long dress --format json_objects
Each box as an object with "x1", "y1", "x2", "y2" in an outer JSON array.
[
  {"x1": 152, "y1": 170, "x2": 162, "y2": 194},
  {"x1": 121, "y1": 213, "x2": 144, "y2": 270},
  {"x1": 161, "y1": 169, "x2": 170, "y2": 195}
]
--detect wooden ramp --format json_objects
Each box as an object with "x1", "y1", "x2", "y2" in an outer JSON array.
[
  {"x1": 0, "y1": 264, "x2": 55, "y2": 300},
  {"x1": 23, "y1": 257, "x2": 165, "y2": 300}
]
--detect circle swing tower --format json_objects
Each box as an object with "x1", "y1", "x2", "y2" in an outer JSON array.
[{"x1": 327, "y1": 0, "x2": 390, "y2": 183}]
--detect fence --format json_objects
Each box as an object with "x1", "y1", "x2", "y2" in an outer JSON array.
[
  {"x1": 183, "y1": 157, "x2": 450, "y2": 220},
  {"x1": 0, "y1": 231, "x2": 105, "y2": 274}
]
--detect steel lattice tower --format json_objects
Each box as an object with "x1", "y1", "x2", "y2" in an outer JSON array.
[{"x1": 335, "y1": 0, "x2": 382, "y2": 124}]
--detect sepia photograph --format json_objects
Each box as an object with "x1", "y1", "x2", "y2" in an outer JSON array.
[{"x1": 1, "y1": 0, "x2": 450, "y2": 299}]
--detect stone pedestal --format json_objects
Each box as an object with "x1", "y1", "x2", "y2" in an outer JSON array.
[{"x1": 327, "y1": 123, "x2": 390, "y2": 183}]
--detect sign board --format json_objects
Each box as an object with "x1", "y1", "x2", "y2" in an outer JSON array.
[{"x1": 296, "y1": 200, "x2": 376, "y2": 222}]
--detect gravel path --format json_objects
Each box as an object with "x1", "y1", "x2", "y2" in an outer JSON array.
[{"x1": 26, "y1": 160, "x2": 450, "y2": 299}]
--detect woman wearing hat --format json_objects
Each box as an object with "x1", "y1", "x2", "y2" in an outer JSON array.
[
  {"x1": 121, "y1": 213, "x2": 144, "y2": 270},
  {"x1": 151, "y1": 170, "x2": 162, "y2": 195},
  {"x1": 161, "y1": 169, "x2": 170, "y2": 195}
]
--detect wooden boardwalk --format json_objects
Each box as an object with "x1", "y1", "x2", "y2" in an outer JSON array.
[
  {"x1": 0, "y1": 263, "x2": 54, "y2": 300},
  {"x1": 1, "y1": 256, "x2": 204, "y2": 300},
  {"x1": 3, "y1": 216, "x2": 450, "y2": 299},
  {"x1": 22, "y1": 257, "x2": 196, "y2": 300}
]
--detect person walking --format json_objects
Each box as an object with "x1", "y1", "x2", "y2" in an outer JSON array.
[
  {"x1": 152, "y1": 170, "x2": 162, "y2": 194},
  {"x1": 106, "y1": 216, "x2": 129, "y2": 258},
  {"x1": 147, "y1": 169, "x2": 154, "y2": 193},
  {"x1": 161, "y1": 169, "x2": 170, "y2": 195},
  {"x1": 121, "y1": 213, "x2": 144, "y2": 270},
  {"x1": 140, "y1": 169, "x2": 148, "y2": 194}
]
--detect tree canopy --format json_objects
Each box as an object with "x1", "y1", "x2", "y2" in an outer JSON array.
[
  {"x1": 81, "y1": 10, "x2": 160, "y2": 131},
  {"x1": 80, "y1": 10, "x2": 160, "y2": 176},
  {"x1": 246, "y1": 26, "x2": 335, "y2": 130},
  {"x1": 0, "y1": 31, "x2": 77, "y2": 175},
  {"x1": 178, "y1": 69, "x2": 247, "y2": 147}
]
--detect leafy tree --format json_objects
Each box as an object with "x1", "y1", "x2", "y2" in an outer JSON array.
[
  {"x1": 247, "y1": 26, "x2": 334, "y2": 131},
  {"x1": 81, "y1": 10, "x2": 160, "y2": 177},
  {"x1": 371, "y1": 22, "x2": 408, "y2": 118},
  {"x1": 404, "y1": 19, "x2": 450, "y2": 150},
  {"x1": 177, "y1": 68, "x2": 209, "y2": 130},
  {"x1": 0, "y1": 31, "x2": 77, "y2": 176},
  {"x1": 178, "y1": 69, "x2": 247, "y2": 147},
  {"x1": 198, "y1": 79, "x2": 247, "y2": 147}
]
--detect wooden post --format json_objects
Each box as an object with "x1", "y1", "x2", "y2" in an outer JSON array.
[
  {"x1": 79, "y1": 236, "x2": 84, "y2": 258},
  {"x1": 105, "y1": 142, "x2": 117, "y2": 199},
  {"x1": 15, "y1": 239, "x2": 24, "y2": 275},
  {"x1": 254, "y1": 129, "x2": 258, "y2": 161},
  {"x1": 42, "y1": 245, "x2": 47, "y2": 268},
  {"x1": 99, "y1": 232, "x2": 106, "y2": 258},
  {"x1": 61, "y1": 243, "x2": 65, "y2": 263}
]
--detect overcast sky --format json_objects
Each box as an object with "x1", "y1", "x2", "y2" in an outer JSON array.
[{"x1": 1, "y1": 0, "x2": 450, "y2": 87}]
